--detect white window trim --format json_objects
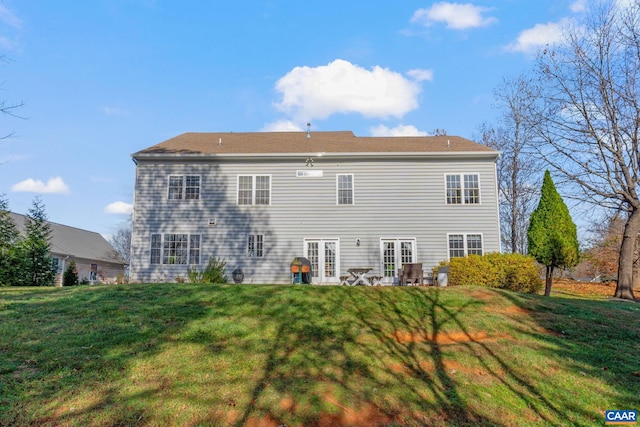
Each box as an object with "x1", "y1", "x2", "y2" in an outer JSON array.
[
  {"x1": 189, "y1": 234, "x2": 202, "y2": 265},
  {"x1": 247, "y1": 234, "x2": 265, "y2": 258},
  {"x1": 336, "y1": 173, "x2": 355, "y2": 205},
  {"x1": 237, "y1": 175, "x2": 272, "y2": 205},
  {"x1": 51, "y1": 257, "x2": 61, "y2": 273},
  {"x1": 379, "y1": 238, "x2": 418, "y2": 281},
  {"x1": 303, "y1": 238, "x2": 341, "y2": 283},
  {"x1": 167, "y1": 174, "x2": 201, "y2": 200},
  {"x1": 444, "y1": 173, "x2": 481, "y2": 205},
  {"x1": 446, "y1": 233, "x2": 484, "y2": 260},
  {"x1": 149, "y1": 233, "x2": 202, "y2": 265}
]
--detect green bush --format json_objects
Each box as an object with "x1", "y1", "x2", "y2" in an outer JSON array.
[
  {"x1": 187, "y1": 267, "x2": 203, "y2": 284},
  {"x1": 446, "y1": 252, "x2": 542, "y2": 294},
  {"x1": 448, "y1": 255, "x2": 496, "y2": 287},
  {"x1": 187, "y1": 257, "x2": 227, "y2": 284},
  {"x1": 62, "y1": 260, "x2": 79, "y2": 286}
]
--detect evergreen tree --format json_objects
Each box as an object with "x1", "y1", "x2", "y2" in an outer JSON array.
[
  {"x1": 22, "y1": 197, "x2": 55, "y2": 286},
  {"x1": 62, "y1": 259, "x2": 79, "y2": 286},
  {"x1": 527, "y1": 171, "x2": 580, "y2": 296},
  {"x1": 0, "y1": 194, "x2": 20, "y2": 286}
]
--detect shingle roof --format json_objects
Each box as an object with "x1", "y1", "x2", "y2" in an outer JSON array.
[
  {"x1": 9, "y1": 212, "x2": 127, "y2": 265},
  {"x1": 132, "y1": 131, "x2": 497, "y2": 158}
]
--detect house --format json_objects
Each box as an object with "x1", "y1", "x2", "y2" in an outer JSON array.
[
  {"x1": 9, "y1": 212, "x2": 128, "y2": 285},
  {"x1": 129, "y1": 131, "x2": 501, "y2": 284}
]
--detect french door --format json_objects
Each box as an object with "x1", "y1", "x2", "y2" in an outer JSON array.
[
  {"x1": 380, "y1": 239, "x2": 416, "y2": 283},
  {"x1": 304, "y1": 239, "x2": 340, "y2": 283}
]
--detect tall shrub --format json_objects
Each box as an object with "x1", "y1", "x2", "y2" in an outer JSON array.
[
  {"x1": 446, "y1": 253, "x2": 542, "y2": 294},
  {"x1": 0, "y1": 195, "x2": 19, "y2": 286},
  {"x1": 188, "y1": 257, "x2": 227, "y2": 284},
  {"x1": 528, "y1": 171, "x2": 579, "y2": 296},
  {"x1": 22, "y1": 197, "x2": 55, "y2": 287},
  {"x1": 63, "y1": 260, "x2": 79, "y2": 286}
]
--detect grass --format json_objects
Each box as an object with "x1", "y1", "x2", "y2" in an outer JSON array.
[{"x1": 1, "y1": 283, "x2": 639, "y2": 426}]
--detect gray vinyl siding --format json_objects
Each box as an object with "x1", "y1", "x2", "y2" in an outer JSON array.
[{"x1": 130, "y1": 155, "x2": 500, "y2": 284}]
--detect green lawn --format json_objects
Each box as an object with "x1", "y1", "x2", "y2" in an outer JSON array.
[{"x1": 1, "y1": 283, "x2": 639, "y2": 426}]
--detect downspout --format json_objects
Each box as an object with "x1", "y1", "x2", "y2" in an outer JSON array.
[{"x1": 494, "y1": 156, "x2": 502, "y2": 253}]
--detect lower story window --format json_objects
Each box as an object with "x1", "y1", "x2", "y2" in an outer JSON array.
[
  {"x1": 247, "y1": 234, "x2": 264, "y2": 257},
  {"x1": 150, "y1": 233, "x2": 201, "y2": 265},
  {"x1": 51, "y1": 257, "x2": 60, "y2": 273},
  {"x1": 448, "y1": 234, "x2": 483, "y2": 258},
  {"x1": 90, "y1": 263, "x2": 98, "y2": 281},
  {"x1": 189, "y1": 235, "x2": 201, "y2": 265}
]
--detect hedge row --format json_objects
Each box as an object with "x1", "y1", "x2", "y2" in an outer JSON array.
[{"x1": 445, "y1": 253, "x2": 542, "y2": 294}]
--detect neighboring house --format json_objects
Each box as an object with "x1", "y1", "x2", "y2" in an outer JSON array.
[
  {"x1": 129, "y1": 131, "x2": 501, "y2": 284},
  {"x1": 10, "y1": 212, "x2": 128, "y2": 286}
]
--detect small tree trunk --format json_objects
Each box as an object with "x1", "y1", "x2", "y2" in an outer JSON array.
[
  {"x1": 633, "y1": 235, "x2": 640, "y2": 291},
  {"x1": 615, "y1": 209, "x2": 640, "y2": 300},
  {"x1": 544, "y1": 265, "x2": 554, "y2": 296}
]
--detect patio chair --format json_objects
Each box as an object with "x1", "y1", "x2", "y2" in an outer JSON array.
[{"x1": 398, "y1": 263, "x2": 424, "y2": 286}]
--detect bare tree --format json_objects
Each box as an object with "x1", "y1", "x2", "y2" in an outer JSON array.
[
  {"x1": 109, "y1": 215, "x2": 131, "y2": 265},
  {"x1": 583, "y1": 212, "x2": 626, "y2": 279},
  {"x1": 527, "y1": 1, "x2": 640, "y2": 300},
  {"x1": 477, "y1": 75, "x2": 541, "y2": 254},
  {"x1": 0, "y1": 56, "x2": 25, "y2": 140}
]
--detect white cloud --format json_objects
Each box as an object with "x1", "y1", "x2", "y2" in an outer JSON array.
[
  {"x1": 570, "y1": 0, "x2": 588, "y2": 12},
  {"x1": 11, "y1": 177, "x2": 70, "y2": 194},
  {"x1": 505, "y1": 19, "x2": 569, "y2": 54},
  {"x1": 274, "y1": 59, "x2": 422, "y2": 121},
  {"x1": 104, "y1": 201, "x2": 133, "y2": 215},
  {"x1": 370, "y1": 124, "x2": 428, "y2": 137},
  {"x1": 406, "y1": 69, "x2": 434, "y2": 82},
  {"x1": 260, "y1": 120, "x2": 305, "y2": 132},
  {"x1": 0, "y1": 5, "x2": 22, "y2": 29},
  {"x1": 411, "y1": 2, "x2": 497, "y2": 30}
]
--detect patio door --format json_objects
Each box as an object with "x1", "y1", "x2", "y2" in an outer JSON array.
[
  {"x1": 304, "y1": 239, "x2": 340, "y2": 283},
  {"x1": 380, "y1": 239, "x2": 416, "y2": 283}
]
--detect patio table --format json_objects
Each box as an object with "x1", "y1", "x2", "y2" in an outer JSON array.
[{"x1": 347, "y1": 267, "x2": 373, "y2": 285}]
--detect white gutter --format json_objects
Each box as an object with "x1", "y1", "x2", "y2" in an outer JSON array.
[{"x1": 132, "y1": 151, "x2": 500, "y2": 161}]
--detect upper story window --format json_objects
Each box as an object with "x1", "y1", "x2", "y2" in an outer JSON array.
[
  {"x1": 446, "y1": 173, "x2": 480, "y2": 205},
  {"x1": 448, "y1": 234, "x2": 483, "y2": 259},
  {"x1": 238, "y1": 175, "x2": 271, "y2": 205},
  {"x1": 168, "y1": 175, "x2": 200, "y2": 200},
  {"x1": 337, "y1": 174, "x2": 354, "y2": 205},
  {"x1": 150, "y1": 233, "x2": 201, "y2": 265}
]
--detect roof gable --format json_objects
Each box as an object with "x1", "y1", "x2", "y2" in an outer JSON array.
[{"x1": 9, "y1": 212, "x2": 126, "y2": 265}]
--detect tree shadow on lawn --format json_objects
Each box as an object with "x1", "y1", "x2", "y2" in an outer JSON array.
[
  {"x1": 191, "y1": 285, "x2": 612, "y2": 426},
  {"x1": 496, "y1": 288, "x2": 640, "y2": 415},
  {"x1": 337, "y1": 287, "x2": 572, "y2": 426},
  {"x1": 223, "y1": 286, "x2": 547, "y2": 426},
  {"x1": 0, "y1": 283, "x2": 229, "y2": 426},
  {"x1": 4, "y1": 284, "x2": 636, "y2": 426}
]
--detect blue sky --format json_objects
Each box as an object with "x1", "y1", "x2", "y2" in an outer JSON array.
[{"x1": 0, "y1": 0, "x2": 591, "y2": 238}]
